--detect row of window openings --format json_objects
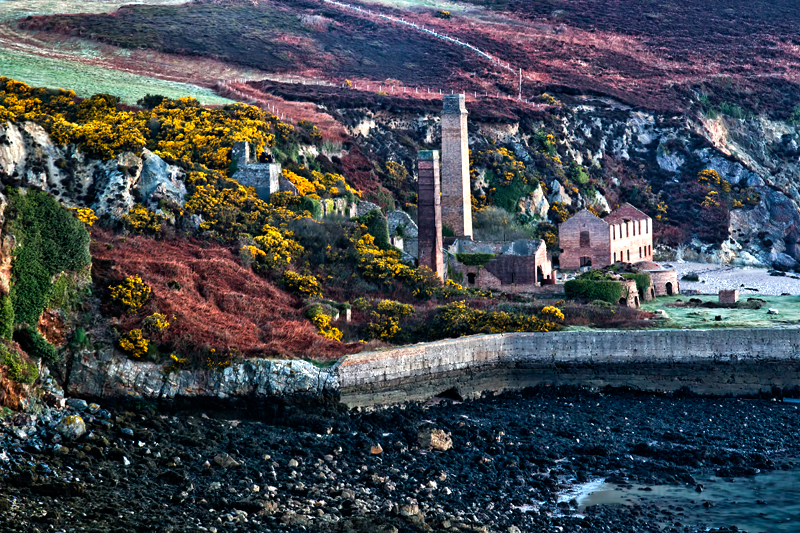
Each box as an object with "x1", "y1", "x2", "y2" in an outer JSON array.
[
  {"x1": 579, "y1": 230, "x2": 651, "y2": 254},
  {"x1": 612, "y1": 246, "x2": 651, "y2": 263},
  {"x1": 611, "y1": 219, "x2": 648, "y2": 240}
]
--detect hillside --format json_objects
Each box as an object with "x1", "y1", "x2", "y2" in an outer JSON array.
[
  {"x1": 1, "y1": 77, "x2": 596, "y2": 407},
  {"x1": 11, "y1": 0, "x2": 800, "y2": 268},
  {"x1": 17, "y1": 0, "x2": 800, "y2": 117},
  {"x1": 4, "y1": 0, "x2": 800, "y2": 399}
]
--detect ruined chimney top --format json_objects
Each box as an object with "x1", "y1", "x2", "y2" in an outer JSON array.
[{"x1": 442, "y1": 94, "x2": 467, "y2": 114}]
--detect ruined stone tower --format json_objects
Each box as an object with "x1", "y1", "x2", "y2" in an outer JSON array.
[
  {"x1": 231, "y1": 141, "x2": 282, "y2": 201},
  {"x1": 417, "y1": 150, "x2": 444, "y2": 281},
  {"x1": 441, "y1": 94, "x2": 473, "y2": 238}
]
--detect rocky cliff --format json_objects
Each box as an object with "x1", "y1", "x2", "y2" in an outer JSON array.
[
  {"x1": 0, "y1": 120, "x2": 187, "y2": 221},
  {"x1": 338, "y1": 98, "x2": 800, "y2": 270},
  {"x1": 66, "y1": 348, "x2": 337, "y2": 400}
]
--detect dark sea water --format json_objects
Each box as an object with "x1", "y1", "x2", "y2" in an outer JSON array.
[{"x1": 575, "y1": 469, "x2": 800, "y2": 532}]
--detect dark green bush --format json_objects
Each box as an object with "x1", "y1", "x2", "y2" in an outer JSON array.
[
  {"x1": 564, "y1": 279, "x2": 623, "y2": 303},
  {"x1": 298, "y1": 196, "x2": 322, "y2": 219},
  {"x1": 623, "y1": 273, "x2": 652, "y2": 295},
  {"x1": 136, "y1": 94, "x2": 167, "y2": 110},
  {"x1": 455, "y1": 253, "x2": 496, "y2": 267},
  {"x1": 8, "y1": 189, "x2": 91, "y2": 326},
  {"x1": 357, "y1": 209, "x2": 391, "y2": 250},
  {"x1": 0, "y1": 295, "x2": 13, "y2": 340},
  {"x1": 16, "y1": 326, "x2": 58, "y2": 365}
]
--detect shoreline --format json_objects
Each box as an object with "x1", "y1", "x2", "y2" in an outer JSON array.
[
  {"x1": 2, "y1": 385, "x2": 797, "y2": 533},
  {"x1": 61, "y1": 327, "x2": 800, "y2": 408}
]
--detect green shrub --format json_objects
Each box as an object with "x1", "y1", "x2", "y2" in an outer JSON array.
[
  {"x1": 564, "y1": 279, "x2": 623, "y2": 303},
  {"x1": 357, "y1": 209, "x2": 391, "y2": 250},
  {"x1": 298, "y1": 196, "x2": 322, "y2": 219},
  {"x1": 0, "y1": 296, "x2": 13, "y2": 340},
  {"x1": 494, "y1": 179, "x2": 535, "y2": 213},
  {"x1": 455, "y1": 253, "x2": 496, "y2": 267},
  {"x1": 622, "y1": 273, "x2": 652, "y2": 295},
  {"x1": 16, "y1": 326, "x2": 58, "y2": 365},
  {"x1": 7, "y1": 189, "x2": 91, "y2": 326},
  {"x1": 1, "y1": 347, "x2": 38, "y2": 385}
]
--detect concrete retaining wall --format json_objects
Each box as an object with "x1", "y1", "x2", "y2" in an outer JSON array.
[
  {"x1": 67, "y1": 328, "x2": 800, "y2": 407},
  {"x1": 338, "y1": 328, "x2": 800, "y2": 406}
]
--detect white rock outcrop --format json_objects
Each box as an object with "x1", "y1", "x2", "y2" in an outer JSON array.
[
  {"x1": 0, "y1": 121, "x2": 186, "y2": 219},
  {"x1": 518, "y1": 184, "x2": 549, "y2": 219},
  {"x1": 67, "y1": 349, "x2": 339, "y2": 400}
]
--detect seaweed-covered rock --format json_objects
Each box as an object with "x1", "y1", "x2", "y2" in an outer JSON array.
[{"x1": 55, "y1": 415, "x2": 86, "y2": 440}]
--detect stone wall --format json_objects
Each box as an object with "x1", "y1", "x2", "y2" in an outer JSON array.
[
  {"x1": 66, "y1": 327, "x2": 800, "y2": 408},
  {"x1": 338, "y1": 328, "x2": 800, "y2": 406}
]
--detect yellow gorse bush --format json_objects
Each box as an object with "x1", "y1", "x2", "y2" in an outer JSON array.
[
  {"x1": 701, "y1": 190, "x2": 721, "y2": 208},
  {"x1": 110, "y1": 276, "x2": 151, "y2": 314},
  {"x1": 311, "y1": 312, "x2": 343, "y2": 341},
  {"x1": 143, "y1": 312, "x2": 170, "y2": 332},
  {"x1": 71, "y1": 207, "x2": 98, "y2": 226},
  {"x1": 549, "y1": 202, "x2": 571, "y2": 223},
  {"x1": 0, "y1": 78, "x2": 278, "y2": 170},
  {"x1": 282, "y1": 169, "x2": 360, "y2": 199},
  {"x1": 697, "y1": 169, "x2": 722, "y2": 186},
  {"x1": 184, "y1": 182, "x2": 303, "y2": 242},
  {"x1": 432, "y1": 300, "x2": 558, "y2": 338},
  {"x1": 306, "y1": 304, "x2": 342, "y2": 341},
  {"x1": 281, "y1": 271, "x2": 323, "y2": 299},
  {"x1": 253, "y1": 227, "x2": 304, "y2": 269},
  {"x1": 119, "y1": 329, "x2": 149, "y2": 358},
  {"x1": 540, "y1": 306, "x2": 565, "y2": 321},
  {"x1": 122, "y1": 204, "x2": 165, "y2": 234},
  {"x1": 364, "y1": 299, "x2": 414, "y2": 341}
]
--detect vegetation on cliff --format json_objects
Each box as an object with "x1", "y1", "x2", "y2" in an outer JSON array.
[{"x1": 0, "y1": 77, "x2": 654, "y2": 377}]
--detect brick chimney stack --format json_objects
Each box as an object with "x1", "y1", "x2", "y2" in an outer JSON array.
[
  {"x1": 441, "y1": 94, "x2": 473, "y2": 238},
  {"x1": 417, "y1": 150, "x2": 444, "y2": 281}
]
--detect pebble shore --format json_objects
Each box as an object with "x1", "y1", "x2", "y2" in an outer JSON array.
[
  {"x1": 671, "y1": 262, "x2": 800, "y2": 295},
  {"x1": 1, "y1": 387, "x2": 798, "y2": 533}
]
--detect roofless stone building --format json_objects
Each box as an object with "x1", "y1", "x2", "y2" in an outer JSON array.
[{"x1": 558, "y1": 204, "x2": 654, "y2": 270}]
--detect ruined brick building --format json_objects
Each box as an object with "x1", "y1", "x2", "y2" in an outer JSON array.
[
  {"x1": 415, "y1": 95, "x2": 555, "y2": 291},
  {"x1": 558, "y1": 204, "x2": 654, "y2": 270},
  {"x1": 447, "y1": 238, "x2": 555, "y2": 294}
]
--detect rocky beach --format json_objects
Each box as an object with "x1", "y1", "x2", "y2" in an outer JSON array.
[{"x1": 2, "y1": 386, "x2": 798, "y2": 533}]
